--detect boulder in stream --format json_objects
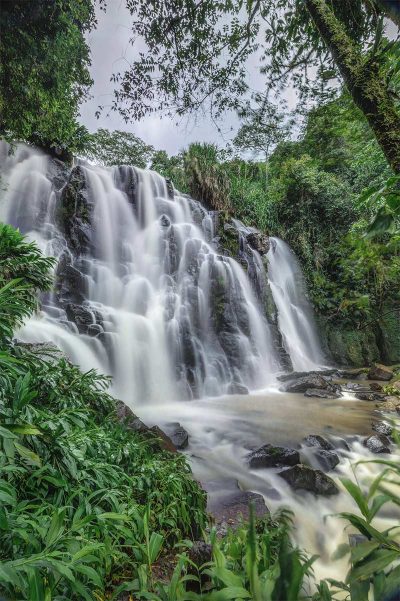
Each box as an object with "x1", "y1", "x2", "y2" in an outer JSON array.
[
  {"x1": 304, "y1": 388, "x2": 341, "y2": 399},
  {"x1": 303, "y1": 434, "x2": 334, "y2": 451},
  {"x1": 367, "y1": 363, "x2": 393, "y2": 381},
  {"x1": 278, "y1": 464, "x2": 339, "y2": 495},
  {"x1": 312, "y1": 449, "x2": 340, "y2": 471},
  {"x1": 363, "y1": 434, "x2": 391, "y2": 454},
  {"x1": 372, "y1": 421, "x2": 393, "y2": 437},
  {"x1": 355, "y1": 391, "x2": 386, "y2": 402},
  {"x1": 247, "y1": 444, "x2": 300, "y2": 469},
  {"x1": 282, "y1": 373, "x2": 338, "y2": 394},
  {"x1": 165, "y1": 422, "x2": 189, "y2": 449}
]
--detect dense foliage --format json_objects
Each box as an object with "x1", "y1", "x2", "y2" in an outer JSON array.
[
  {"x1": 0, "y1": 0, "x2": 99, "y2": 157},
  {"x1": 0, "y1": 224, "x2": 207, "y2": 599},
  {"x1": 83, "y1": 129, "x2": 155, "y2": 168},
  {"x1": 109, "y1": 0, "x2": 400, "y2": 173}
]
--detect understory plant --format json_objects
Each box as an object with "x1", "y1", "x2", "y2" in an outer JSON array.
[{"x1": 0, "y1": 223, "x2": 207, "y2": 600}]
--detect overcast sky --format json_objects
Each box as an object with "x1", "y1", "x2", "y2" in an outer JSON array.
[{"x1": 79, "y1": 1, "x2": 298, "y2": 155}]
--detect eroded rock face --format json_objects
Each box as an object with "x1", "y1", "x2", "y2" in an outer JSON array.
[
  {"x1": 247, "y1": 444, "x2": 300, "y2": 469},
  {"x1": 278, "y1": 464, "x2": 339, "y2": 495},
  {"x1": 364, "y1": 434, "x2": 391, "y2": 454},
  {"x1": 368, "y1": 363, "x2": 393, "y2": 381},
  {"x1": 245, "y1": 232, "x2": 270, "y2": 255}
]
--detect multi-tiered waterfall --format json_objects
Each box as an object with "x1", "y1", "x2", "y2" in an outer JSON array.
[{"x1": 0, "y1": 142, "x2": 325, "y2": 405}]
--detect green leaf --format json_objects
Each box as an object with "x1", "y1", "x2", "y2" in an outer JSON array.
[
  {"x1": 46, "y1": 508, "x2": 66, "y2": 546},
  {"x1": 349, "y1": 550, "x2": 399, "y2": 582},
  {"x1": 14, "y1": 442, "x2": 41, "y2": 466},
  {"x1": 97, "y1": 512, "x2": 130, "y2": 521},
  {"x1": 341, "y1": 478, "x2": 369, "y2": 520},
  {"x1": 148, "y1": 531, "x2": 164, "y2": 563},
  {"x1": 73, "y1": 563, "x2": 103, "y2": 588},
  {"x1": 0, "y1": 425, "x2": 18, "y2": 439},
  {"x1": 350, "y1": 541, "x2": 380, "y2": 564}
]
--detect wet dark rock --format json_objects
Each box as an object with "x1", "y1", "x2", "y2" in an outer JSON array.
[
  {"x1": 364, "y1": 434, "x2": 391, "y2": 454},
  {"x1": 282, "y1": 373, "x2": 338, "y2": 394},
  {"x1": 312, "y1": 449, "x2": 340, "y2": 471},
  {"x1": 372, "y1": 421, "x2": 393, "y2": 437},
  {"x1": 58, "y1": 165, "x2": 93, "y2": 255},
  {"x1": 115, "y1": 402, "x2": 150, "y2": 434},
  {"x1": 304, "y1": 388, "x2": 342, "y2": 399},
  {"x1": 278, "y1": 464, "x2": 339, "y2": 495},
  {"x1": 370, "y1": 382, "x2": 384, "y2": 392},
  {"x1": 87, "y1": 324, "x2": 103, "y2": 337},
  {"x1": 65, "y1": 303, "x2": 99, "y2": 333},
  {"x1": 188, "y1": 541, "x2": 212, "y2": 569},
  {"x1": 227, "y1": 381, "x2": 249, "y2": 395},
  {"x1": 150, "y1": 426, "x2": 178, "y2": 453},
  {"x1": 336, "y1": 368, "x2": 368, "y2": 379},
  {"x1": 278, "y1": 369, "x2": 339, "y2": 382},
  {"x1": 166, "y1": 423, "x2": 189, "y2": 450},
  {"x1": 209, "y1": 490, "x2": 268, "y2": 526},
  {"x1": 247, "y1": 444, "x2": 300, "y2": 469},
  {"x1": 368, "y1": 363, "x2": 393, "y2": 381},
  {"x1": 165, "y1": 178, "x2": 175, "y2": 199},
  {"x1": 303, "y1": 434, "x2": 334, "y2": 451},
  {"x1": 55, "y1": 253, "x2": 88, "y2": 304},
  {"x1": 113, "y1": 165, "x2": 139, "y2": 207},
  {"x1": 355, "y1": 392, "x2": 387, "y2": 402},
  {"x1": 245, "y1": 232, "x2": 270, "y2": 255},
  {"x1": 343, "y1": 382, "x2": 370, "y2": 392},
  {"x1": 160, "y1": 214, "x2": 171, "y2": 227}
]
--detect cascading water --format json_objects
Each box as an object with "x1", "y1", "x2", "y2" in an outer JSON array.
[
  {"x1": 0, "y1": 142, "x2": 284, "y2": 404},
  {"x1": 3, "y1": 142, "x2": 398, "y2": 588},
  {"x1": 267, "y1": 236, "x2": 326, "y2": 371}
]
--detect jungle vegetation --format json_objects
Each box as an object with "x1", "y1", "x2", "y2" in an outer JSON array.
[{"x1": 1, "y1": 0, "x2": 400, "y2": 599}]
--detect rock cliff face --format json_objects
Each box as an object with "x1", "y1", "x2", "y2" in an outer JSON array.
[{"x1": 317, "y1": 309, "x2": 400, "y2": 367}]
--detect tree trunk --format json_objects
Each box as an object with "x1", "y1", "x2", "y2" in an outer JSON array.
[{"x1": 305, "y1": 0, "x2": 400, "y2": 174}]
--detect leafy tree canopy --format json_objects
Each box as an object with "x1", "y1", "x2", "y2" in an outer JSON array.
[
  {"x1": 0, "y1": 0, "x2": 101, "y2": 157},
  {"x1": 233, "y1": 98, "x2": 293, "y2": 159},
  {"x1": 108, "y1": 0, "x2": 400, "y2": 172},
  {"x1": 83, "y1": 129, "x2": 155, "y2": 168}
]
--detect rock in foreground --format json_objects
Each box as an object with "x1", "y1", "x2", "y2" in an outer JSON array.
[
  {"x1": 367, "y1": 363, "x2": 393, "y2": 381},
  {"x1": 247, "y1": 444, "x2": 300, "y2": 469},
  {"x1": 303, "y1": 434, "x2": 334, "y2": 450},
  {"x1": 364, "y1": 434, "x2": 391, "y2": 454},
  {"x1": 282, "y1": 373, "x2": 339, "y2": 395},
  {"x1": 312, "y1": 449, "x2": 340, "y2": 471},
  {"x1": 278, "y1": 464, "x2": 339, "y2": 495}
]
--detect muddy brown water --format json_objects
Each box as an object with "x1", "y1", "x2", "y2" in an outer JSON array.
[{"x1": 138, "y1": 387, "x2": 399, "y2": 587}]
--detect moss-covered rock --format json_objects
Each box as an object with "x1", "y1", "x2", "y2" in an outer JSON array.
[
  {"x1": 318, "y1": 318, "x2": 380, "y2": 366},
  {"x1": 57, "y1": 165, "x2": 93, "y2": 255}
]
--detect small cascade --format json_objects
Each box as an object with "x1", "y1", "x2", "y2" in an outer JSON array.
[
  {"x1": 0, "y1": 142, "x2": 282, "y2": 405},
  {"x1": 267, "y1": 237, "x2": 326, "y2": 371}
]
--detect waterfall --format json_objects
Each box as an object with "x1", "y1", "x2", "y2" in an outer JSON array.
[
  {"x1": 0, "y1": 142, "x2": 285, "y2": 405},
  {"x1": 267, "y1": 237, "x2": 326, "y2": 371}
]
